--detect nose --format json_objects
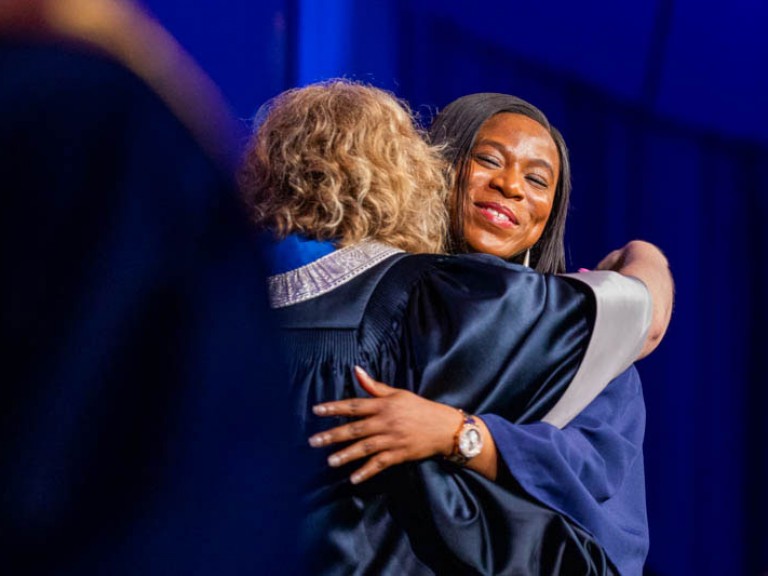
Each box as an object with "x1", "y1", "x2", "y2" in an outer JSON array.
[{"x1": 490, "y1": 169, "x2": 524, "y2": 200}]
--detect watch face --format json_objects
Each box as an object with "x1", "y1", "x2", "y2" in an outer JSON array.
[{"x1": 458, "y1": 425, "x2": 483, "y2": 458}]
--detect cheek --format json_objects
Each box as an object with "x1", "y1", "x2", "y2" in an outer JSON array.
[
  {"x1": 535, "y1": 203, "x2": 553, "y2": 225},
  {"x1": 464, "y1": 181, "x2": 480, "y2": 204},
  {"x1": 462, "y1": 179, "x2": 483, "y2": 218},
  {"x1": 527, "y1": 199, "x2": 554, "y2": 238}
]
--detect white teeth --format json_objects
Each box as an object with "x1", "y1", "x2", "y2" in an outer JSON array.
[{"x1": 486, "y1": 207, "x2": 510, "y2": 222}]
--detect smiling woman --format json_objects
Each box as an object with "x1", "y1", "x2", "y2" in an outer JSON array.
[
  {"x1": 464, "y1": 112, "x2": 559, "y2": 260},
  {"x1": 431, "y1": 92, "x2": 573, "y2": 273},
  {"x1": 311, "y1": 92, "x2": 674, "y2": 576}
]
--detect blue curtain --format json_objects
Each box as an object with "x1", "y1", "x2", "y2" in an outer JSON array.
[{"x1": 138, "y1": 1, "x2": 768, "y2": 573}]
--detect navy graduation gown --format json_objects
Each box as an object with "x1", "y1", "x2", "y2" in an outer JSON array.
[{"x1": 270, "y1": 243, "x2": 627, "y2": 575}]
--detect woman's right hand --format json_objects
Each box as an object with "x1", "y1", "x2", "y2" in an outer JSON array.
[{"x1": 308, "y1": 366, "x2": 464, "y2": 484}]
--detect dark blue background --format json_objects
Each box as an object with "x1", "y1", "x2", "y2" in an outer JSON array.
[{"x1": 140, "y1": 1, "x2": 768, "y2": 573}]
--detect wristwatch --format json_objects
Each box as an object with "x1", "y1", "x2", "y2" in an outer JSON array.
[{"x1": 446, "y1": 409, "x2": 483, "y2": 465}]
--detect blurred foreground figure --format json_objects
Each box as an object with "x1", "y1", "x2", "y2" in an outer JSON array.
[{"x1": 0, "y1": 0, "x2": 299, "y2": 574}]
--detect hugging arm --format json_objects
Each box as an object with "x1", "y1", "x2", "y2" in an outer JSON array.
[
  {"x1": 310, "y1": 240, "x2": 672, "y2": 483},
  {"x1": 310, "y1": 250, "x2": 655, "y2": 482},
  {"x1": 596, "y1": 240, "x2": 673, "y2": 359},
  {"x1": 310, "y1": 366, "x2": 500, "y2": 483},
  {"x1": 312, "y1": 363, "x2": 643, "y2": 497}
]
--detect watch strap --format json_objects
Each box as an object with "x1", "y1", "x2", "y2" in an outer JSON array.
[{"x1": 446, "y1": 409, "x2": 477, "y2": 465}]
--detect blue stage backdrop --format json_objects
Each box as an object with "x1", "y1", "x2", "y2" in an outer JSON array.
[{"x1": 143, "y1": 1, "x2": 768, "y2": 574}]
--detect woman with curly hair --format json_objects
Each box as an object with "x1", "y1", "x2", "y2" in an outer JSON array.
[
  {"x1": 241, "y1": 80, "x2": 669, "y2": 574},
  {"x1": 241, "y1": 80, "x2": 449, "y2": 255}
]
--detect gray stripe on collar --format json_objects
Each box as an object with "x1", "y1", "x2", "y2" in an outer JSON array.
[{"x1": 268, "y1": 240, "x2": 404, "y2": 309}]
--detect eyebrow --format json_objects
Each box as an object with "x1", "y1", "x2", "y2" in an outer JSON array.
[{"x1": 474, "y1": 139, "x2": 556, "y2": 178}]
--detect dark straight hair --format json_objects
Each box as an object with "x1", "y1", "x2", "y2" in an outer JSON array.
[{"x1": 429, "y1": 93, "x2": 571, "y2": 274}]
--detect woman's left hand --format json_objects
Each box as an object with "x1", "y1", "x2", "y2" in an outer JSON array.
[{"x1": 308, "y1": 366, "x2": 463, "y2": 484}]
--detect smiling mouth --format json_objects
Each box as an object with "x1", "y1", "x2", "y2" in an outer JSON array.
[{"x1": 474, "y1": 202, "x2": 517, "y2": 228}]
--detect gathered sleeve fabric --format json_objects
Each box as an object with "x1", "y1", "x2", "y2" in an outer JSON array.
[{"x1": 482, "y1": 366, "x2": 648, "y2": 575}]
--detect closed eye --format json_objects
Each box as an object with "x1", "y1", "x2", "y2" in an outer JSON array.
[
  {"x1": 527, "y1": 174, "x2": 549, "y2": 188},
  {"x1": 474, "y1": 153, "x2": 501, "y2": 168}
]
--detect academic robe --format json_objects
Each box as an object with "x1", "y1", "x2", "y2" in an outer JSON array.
[{"x1": 268, "y1": 238, "x2": 650, "y2": 575}]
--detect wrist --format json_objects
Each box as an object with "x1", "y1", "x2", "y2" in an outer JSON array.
[{"x1": 445, "y1": 409, "x2": 484, "y2": 465}]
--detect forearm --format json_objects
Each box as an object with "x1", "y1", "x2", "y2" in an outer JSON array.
[{"x1": 597, "y1": 240, "x2": 674, "y2": 358}]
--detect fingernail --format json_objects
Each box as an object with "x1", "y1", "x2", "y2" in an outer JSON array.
[
  {"x1": 350, "y1": 473, "x2": 363, "y2": 484},
  {"x1": 328, "y1": 454, "x2": 342, "y2": 467},
  {"x1": 308, "y1": 435, "x2": 323, "y2": 447},
  {"x1": 313, "y1": 405, "x2": 327, "y2": 415},
  {"x1": 578, "y1": 268, "x2": 590, "y2": 273},
  {"x1": 354, "y1": 365, "x2": 366, "y2": 377}
]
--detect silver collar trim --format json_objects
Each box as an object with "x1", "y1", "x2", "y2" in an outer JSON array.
[{"x1": 268, "y1": 240, "x2": 404, "y2": 308}]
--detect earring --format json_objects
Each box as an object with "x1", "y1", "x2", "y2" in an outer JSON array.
[{"x1": 523, "y1": 249, "x2": 531, "y2": 268}]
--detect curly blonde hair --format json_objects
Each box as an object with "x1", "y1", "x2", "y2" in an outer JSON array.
[{"x1": 240, "y1": 80, "x2": 449, "y2": 253}]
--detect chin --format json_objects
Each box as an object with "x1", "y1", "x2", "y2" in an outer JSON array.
[
  {"x1": 464, "y1": 223, "x2": 527, "y2": 260},
  {"x1": 466, "y1": 238, "x2": 517, "y2": 260}
]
